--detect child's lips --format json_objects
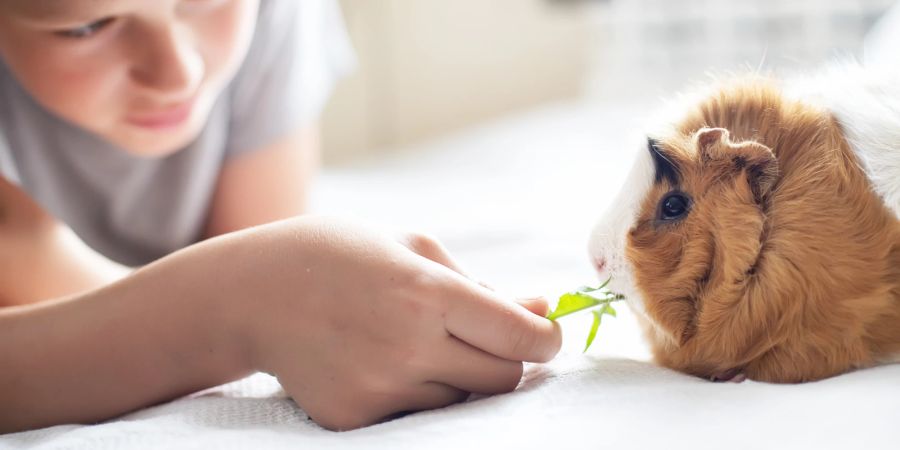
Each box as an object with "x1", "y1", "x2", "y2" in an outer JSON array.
[{"x1": 126, "y1": 98, "x2": 195, "y2": 129}]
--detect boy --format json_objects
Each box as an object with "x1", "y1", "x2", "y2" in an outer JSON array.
[{"x1": 0, "y1": 0, "x2": 561, "y2": 432}]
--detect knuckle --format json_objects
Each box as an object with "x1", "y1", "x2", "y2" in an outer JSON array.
[
  {"x1": 404, "y1": 232, "x2": 443, "y2": 257},
  {"x1": 396, "y1": 272, "x2": 444, "y2": 316}
]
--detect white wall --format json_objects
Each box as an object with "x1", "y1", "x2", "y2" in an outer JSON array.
[
  {"x1": 321, "y1": 0, "x2": 592, "y2": 164},
  {"x1": 585, "y1": 0, "x2": 896, "y2": 101}
]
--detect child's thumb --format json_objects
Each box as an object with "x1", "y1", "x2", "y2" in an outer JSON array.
[{"x1": 515, "y1": 296, "x2": 551, "y2": 318}]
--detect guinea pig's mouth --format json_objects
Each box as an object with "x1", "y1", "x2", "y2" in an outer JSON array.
[{"x1": 709, "y1": 368, "x2": 747, "y2": 383}]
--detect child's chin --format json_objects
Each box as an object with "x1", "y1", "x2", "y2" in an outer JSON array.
[{"x1": 112, "y1": 123, "x2": 204, "y2": 158}]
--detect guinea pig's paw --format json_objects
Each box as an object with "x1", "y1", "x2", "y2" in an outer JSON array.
[{"x1": 709, "y1": 368, "x2": 747, "y2": 383}]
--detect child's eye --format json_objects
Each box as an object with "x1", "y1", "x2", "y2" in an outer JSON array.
[{"x1": 55, "y1": 17, "x2": 115, "y2": 39}]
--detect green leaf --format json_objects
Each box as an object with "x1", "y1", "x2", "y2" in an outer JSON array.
[
  {"x1": 545, "y1": 278, "x2": 626, "y2": 352},
  {"x1": 546, "y1": 291, "x2": 602, "y2": 321},
  {"x1": 602, "y1": 304, "x2": 617, "y2": 318},
  {"x1": 574, "y1": 277, "x2": 611, "y2": 294},
  {"x1": 577, "y1": 290, "x2": 621, "y2": 302},
  {"x1": 546, "y1": 288, "x2": 621, "y2": 321},
  {"x1": 583, "y1": 310, "x2": 603, "y2": 352}
]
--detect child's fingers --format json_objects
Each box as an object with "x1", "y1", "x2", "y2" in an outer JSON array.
[
  {"x1": 427, "y1": 335, "x2": 524, "y2": 395},
  {"x1": 397, "y1": 232, "x2": 478, "y2": 281},
  {"x1": 391, "y1": 381, "x2": 470, "y2": 414},
  {"x1": 515, "y1": 296, "x2": 550, "y2": 317},
  {"x1": 396, "y1": 232, "x2": 560, "y2": 362},
  {"x1": 443, "y1": 279, "x2": 562, "y2": 363},
  {"x1": 314, "y1": 381, "x2": 467, "y2": 431},
  {"x1": 366, "y1": 382, "x2": 468, "y2": 428}
]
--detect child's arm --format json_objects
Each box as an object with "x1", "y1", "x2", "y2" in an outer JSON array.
[
  {"x1": 0, "y1": 217, "x2": 561, "y2": 433},
  {"x1": 0, "y1": 245, "x2": 252, "y2": 432},
  {"x1": 0, "y1": 121, "x2": 319, "y2": 306},
  {"x1": 0, "y1": 178, "x2": 130, "y2": 307},
  {"x1": 203, "y1": 125, "x2": 319, "y2": 238}
]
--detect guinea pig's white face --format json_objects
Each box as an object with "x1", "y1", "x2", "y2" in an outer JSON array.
[{"x1": 587, "y1": 139, "x2": 656, "y2": 320}]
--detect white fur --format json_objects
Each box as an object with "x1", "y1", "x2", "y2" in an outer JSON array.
[
  {"x1": 786, "y1": 65, "x2": 900, "y2": 219},
  {"x1": 587, "y1": 138, "x2": 655, "y2": 320}
]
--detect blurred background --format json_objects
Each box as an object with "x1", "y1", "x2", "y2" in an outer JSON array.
[{"x1": 320, "y1": 0, "x2": 896, "y2": 164}]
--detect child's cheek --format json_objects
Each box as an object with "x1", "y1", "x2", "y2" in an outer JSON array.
[
  {"x1": 5, "y1": 38, "x2": 128, "y2": 129},
  {"x1": 191, "y1": 0, "x2": 258, "y2": 91}
]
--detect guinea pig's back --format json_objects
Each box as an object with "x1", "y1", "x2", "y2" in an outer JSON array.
[{"x1": 786, "y1": 65, "x2": 900, "y2": 219}]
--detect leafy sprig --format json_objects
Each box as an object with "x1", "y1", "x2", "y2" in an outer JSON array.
[{"x1": 546, "y1": 278, "x2": 625, "y2": 352}]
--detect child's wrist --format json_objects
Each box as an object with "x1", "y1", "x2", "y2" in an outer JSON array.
[
  {"x1": 206, "y1": 273, "x2": 260, "y2": 378},
  {"x1": 203, "y1": 234, "x2": 280, "y2": 376},
  {"x1": 156, "y1": 234, "x2": 265, "y2": 380}
]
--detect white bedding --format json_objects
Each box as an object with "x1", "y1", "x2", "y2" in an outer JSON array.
[{"x1": 4, "y1": 102, "x2": 899, "y2": 450}]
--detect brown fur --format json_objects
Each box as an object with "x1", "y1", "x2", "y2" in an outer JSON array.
[{"x1": 627, "y1": 77, "x2": 900, "y2": 383}]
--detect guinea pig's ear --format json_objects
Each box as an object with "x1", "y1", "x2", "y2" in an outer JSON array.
[
  {"x1": 696, "y1": 127, "x2": 729, "y2": 161},
  {"x1": 696, "y1": 127, "x2": 779, "y2": 204}
]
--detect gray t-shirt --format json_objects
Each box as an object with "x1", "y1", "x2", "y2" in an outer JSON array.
[{"x1": 0, "y1": 0, "x2": 354, "y2": 266}]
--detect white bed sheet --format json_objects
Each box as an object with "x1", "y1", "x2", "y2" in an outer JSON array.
[{"x1": 4, "y1": 101, "x2": 899, "y2": 450}]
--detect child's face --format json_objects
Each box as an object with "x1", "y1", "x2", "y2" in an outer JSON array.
[{"x1": 0, "y1": 0, "x2": 259, "y2": 156}]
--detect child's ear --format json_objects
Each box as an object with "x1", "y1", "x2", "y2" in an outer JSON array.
[{"x1": 695, "y1": 127, "x2": 779, "y2": 204}]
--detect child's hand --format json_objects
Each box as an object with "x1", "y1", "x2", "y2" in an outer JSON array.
[{"x1": 222, "y1": 217, "x2": 561, "y2": 431}]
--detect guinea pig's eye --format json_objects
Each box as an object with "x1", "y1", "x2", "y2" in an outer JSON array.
[{"x1": 659, "y1": 192, "x2": 691, "y2": 221}]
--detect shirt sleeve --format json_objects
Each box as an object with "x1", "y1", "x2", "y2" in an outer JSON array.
[
  {"x1": 225, "y1": 0, "x2": 356, "y2": 157},
  {"x1": 0, "y1": 129, "x2": 21, "y2": 185}
]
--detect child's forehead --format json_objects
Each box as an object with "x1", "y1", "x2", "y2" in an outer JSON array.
[{"x1": 4, "y1": 0, "x2": 124, "y2": 20}]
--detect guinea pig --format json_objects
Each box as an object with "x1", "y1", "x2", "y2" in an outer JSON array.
[{"x1": 588, "y1": 66, "x2": 900, "y2": 383}]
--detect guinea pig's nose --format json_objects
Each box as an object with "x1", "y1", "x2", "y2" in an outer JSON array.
[{"x1": 593, "y1": 255, "x2": 608, "y2": 273}]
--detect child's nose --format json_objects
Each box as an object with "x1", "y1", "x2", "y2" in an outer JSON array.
[{"x1": 128, "y1": 24, "x2": 204, "y2": 99}]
